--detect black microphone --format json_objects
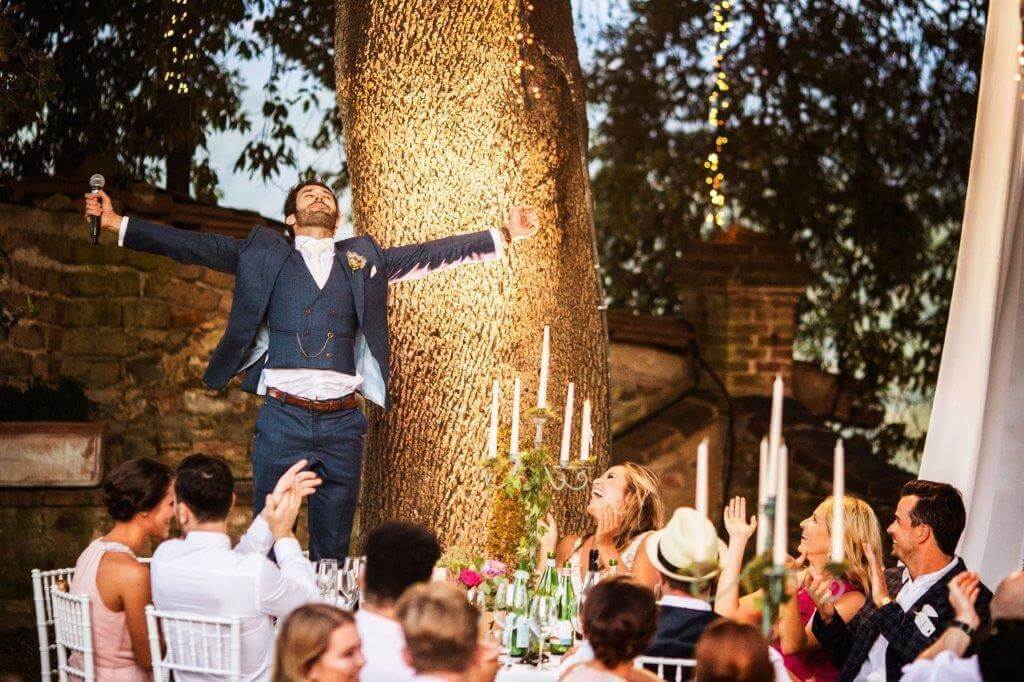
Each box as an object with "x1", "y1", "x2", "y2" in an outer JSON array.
[{"x1": 89, "y1": 174, "x2": 105, "y2": 245}]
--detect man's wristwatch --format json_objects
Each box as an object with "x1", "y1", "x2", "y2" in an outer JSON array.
[
  {"x1": 499, "y1": 225, "x2": 513, "y2": 245},
  {"x1": 951, "y1": 619, "x2": 977, "y2": 637}
]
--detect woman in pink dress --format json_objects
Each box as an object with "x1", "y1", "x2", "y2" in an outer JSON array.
[
  {"x1": 69, "y1": 458, "x2": 175, "y2": 681},
  {"x1": 716, "y1": 495, "x2": 884, "y2": 681}
]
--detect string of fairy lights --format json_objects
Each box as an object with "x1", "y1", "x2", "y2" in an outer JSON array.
[
  {"x1": 703, "y1": 0, "x2": 734, "y2": 229},
  {"x1": 163, "y1": 0, "x2": 193, "y2": 95},
  {"x1": 512, "y1": 1, "x2": 540, "y2": 105}
]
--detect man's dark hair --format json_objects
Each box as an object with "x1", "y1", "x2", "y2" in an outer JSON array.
[
  {"x1": 103, "y1": 458, "x2": 173, "y2": 522},
  {"x1": 363, "y1": 522, "x2": 441, "y2": 603},
  {"x1": 582, "y1": 576, "x2": 658, "y2": 668},
  {"x1": 283, "y1": 179, "x2": 337, "y2": 218},
  {"x1": 174, "y1": 454, "x2": 234, "y2": 523},
  {"x1": 901, "y1": 479, "x2": 966, "y2": 556}
]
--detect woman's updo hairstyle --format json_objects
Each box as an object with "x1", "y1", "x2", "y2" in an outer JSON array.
[{"x1": 102, "y1": 458, "x2": 173, "y2": 522}]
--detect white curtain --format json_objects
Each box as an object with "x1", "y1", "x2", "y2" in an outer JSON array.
[{"x1": 921, "y1": 0, "x2": 1024, "y2": 585}]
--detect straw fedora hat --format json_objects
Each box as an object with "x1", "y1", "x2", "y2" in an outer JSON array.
[{"x1": 645, "y1": 507, "x2": 728, "y2": 583}]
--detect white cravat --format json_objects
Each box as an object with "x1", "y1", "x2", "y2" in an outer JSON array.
[{"x1": 262, "y1": 236, "x2": 363, "y2": 400}]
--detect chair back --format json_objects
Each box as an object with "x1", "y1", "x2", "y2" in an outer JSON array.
[
  {"x1": 146, "y1": 606, "x2": 242, "y2": 682},
  {"x1": 50, "y1": 586, "x2": 94, "y2": 682},
  {"x1": 32, "y1": 568, "x2": 76, "y2": 681},
  {"x1": 635, "y1": 655, "x2": 697, "y2": 682}
]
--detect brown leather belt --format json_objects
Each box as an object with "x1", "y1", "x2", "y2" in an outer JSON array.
[{"x1": 267, "y1": 387, "x2": 358, "y2": 413}]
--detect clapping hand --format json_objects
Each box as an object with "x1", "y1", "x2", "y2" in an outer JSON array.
[
  {"x1": 806, "y1": 570, "x2": 837, "y2": 623},
  {"x1": 862, "y1": 541, "x2": 890, "y2": 606},
  {"x1": 723, "y1": 496, "x2": 757, "y2": 544},
  {"x1": 948, "y1": 571, "x2": 981, "y2": 630},
  {"x1": 264, "y1": 481, "x2": 304, "y2": 541},
  {"x1": 260, "y1": 459, "x2": 321, "y2": 527}
]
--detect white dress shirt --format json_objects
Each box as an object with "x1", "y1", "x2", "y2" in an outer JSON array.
[
  {"x1": 854, "y1": 556, "x2": 960, "y2": 682},
  {"x1": 900, "y1": 651, "x2": 981, "y2": 682},
  {"x1": 355, "y1": 608, "x2": 415, "y2": 680},
  {"x1": 118, "y1": 218, "x2": 505, "y2": 402},
  {"x1": 149, "y1": 517, "x2": 318, "y2": 682}
]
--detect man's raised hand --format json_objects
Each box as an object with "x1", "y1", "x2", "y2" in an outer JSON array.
[
  {"x1": 260, "y1": 459, "x2": 321, "y2": 526},
  {"x1": 507, "y1": 206, "x2": 540, "y2": 241},
  {"x1": 83, "y1": 190, "x2": 123, "y2": 234}
]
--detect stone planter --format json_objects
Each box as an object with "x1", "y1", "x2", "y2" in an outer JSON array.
[{"x1": 0, "y1": 422, "x2": 104, "y2": 487}]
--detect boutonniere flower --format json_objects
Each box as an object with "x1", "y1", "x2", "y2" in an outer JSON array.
[{"x1": 346, "y1": 251, "x2": 367, "y2": 271}]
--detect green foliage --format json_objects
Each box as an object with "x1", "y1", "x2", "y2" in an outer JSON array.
[{"x1": 589, "y1": 0, "x2": 985, "y2": 456}]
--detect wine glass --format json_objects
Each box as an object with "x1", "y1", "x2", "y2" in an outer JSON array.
[
  {"x1": 528, "y1": 594, "x2": 557, "y2": 670},
  {"x1": 316, "y1": 559, "x2": 339, "y2": 604},
  {"x1": 490, "y1": 580, "x2": 510, "y2": 650},
  {"x1": 338, "y1": 566, "x2": 359, "y2": 609}
]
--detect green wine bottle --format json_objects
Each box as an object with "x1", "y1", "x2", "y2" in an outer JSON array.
[
  {"x1": 507, "y1": 566, "x2": 532, "y2": 658},
  {"x1": 551, "y1": 560, "x2": 576, "y2": 654},
  {"x1": 538, "y1": 551, "x2": 559, "y2": 596}
]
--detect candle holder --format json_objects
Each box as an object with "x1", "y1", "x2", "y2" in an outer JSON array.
[{"x1": 763, "y1": 564, "x2": 788, "y2": 635}]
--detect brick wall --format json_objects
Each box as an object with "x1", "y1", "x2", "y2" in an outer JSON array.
[
  {"x1": 0, "y1": 195, "x2": 273, "y2": 624},
  {"x1": 674, "y1": 226, "x2": 810, "y2": 397}
]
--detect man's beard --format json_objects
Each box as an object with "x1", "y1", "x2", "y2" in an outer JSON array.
[{"x1": 295, "y1": 207, "x2": 338, "y2": 230}]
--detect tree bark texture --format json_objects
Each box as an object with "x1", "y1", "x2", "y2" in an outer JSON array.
[{"x1": 335, "y1": 0, "x2": 609, "y2": 552}]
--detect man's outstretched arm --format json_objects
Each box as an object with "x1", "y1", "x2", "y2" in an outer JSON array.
[
  {"x1": 84, "y1": 189, "x2": 244, "y2": 273},
  {"x1": 382, "y1": 205, "x2": 540, "y2": 283}
]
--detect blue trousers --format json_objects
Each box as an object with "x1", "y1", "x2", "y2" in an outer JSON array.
[{"x1": 251, "y1": 396, "x2": 366, "y2": 561}]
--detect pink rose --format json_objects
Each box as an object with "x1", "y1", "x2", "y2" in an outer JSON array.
[
  {"x1": 482, "y1": 559, "x2": 507, "y2": 579},
  {"x1": 459, "y1": 569, "x2": 484, "y2": 588}
]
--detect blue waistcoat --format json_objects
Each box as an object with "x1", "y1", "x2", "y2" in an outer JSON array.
[{"x1": 264, "y1": 253, "x2": 358, "y2": 374}]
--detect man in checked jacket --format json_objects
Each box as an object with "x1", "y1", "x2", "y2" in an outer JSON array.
[{"x1": 811, "y1": 480, "x2": 993, "y2": 681}]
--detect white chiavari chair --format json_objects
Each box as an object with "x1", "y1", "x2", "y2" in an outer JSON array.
[
  {"x1": 635, "y1": 655, "x2": 697, "y2": 681},
  {"x1": 32, "y1": 567, "x2": 76, "y2": 681},
  {"x1": 50, "y1": 586, "x2": 94, "y2": 682},
  {"x1": 146, "y1": 606, "x2": 242, "y2": 682}
]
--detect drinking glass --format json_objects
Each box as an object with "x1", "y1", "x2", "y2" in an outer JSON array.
[
  {"x1": 490, "y1": 580, "x2": 510, "y2": 650},
  {"x1": 338, "y1": 567, "x2": 359, "y2": 609},
  {"x1": 528, "y1": 594, "x2": 557, "y2": 669},
  {"x1": 316, "y1": 559, "x2": 338, "y2": 604}
]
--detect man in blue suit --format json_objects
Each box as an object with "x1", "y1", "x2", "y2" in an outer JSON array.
[{"x1": 85, "y1": 181, "x2": 539, "y2": 559}]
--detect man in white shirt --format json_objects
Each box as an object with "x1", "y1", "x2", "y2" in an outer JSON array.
[
  {"x1": 355, "y1": 521, "x2": 441, "y2": 681},
  {"x1": 901, "y1": 570, "x2": 1024, "y2": 682},
  {"x1": 85, "y1": 181, "x2": 540, "y2": 562},
  {"x1": 812, "y1": 480, "x2": 992, "y2": 681},
  {"x1": 150, "y1": 455, "x2": 322, "y2": 682}
]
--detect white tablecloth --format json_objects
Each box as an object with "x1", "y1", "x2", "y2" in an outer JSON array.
[{"x1": 496, "y1": 663, "x2": 559, "y2": 681}]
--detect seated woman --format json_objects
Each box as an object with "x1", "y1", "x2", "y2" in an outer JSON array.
[
  {"x1": 69, "y1": 458, "x2": 176, "y2": 681},
  {"x1": 694, "y1": 620, "x2": 775, "y2": 682},
  {"x1": 560, "y1": 576, "x2": 661, "y2": 682},
  {"x1": 539, "y1": 463, "x2": 665, "y2": 589},
  {"x1": 273, "y1": 604, "x2": 364, "y2": 682},
  {"x1": 715, "y1": 495, "x2": 884, "y2": 682}
]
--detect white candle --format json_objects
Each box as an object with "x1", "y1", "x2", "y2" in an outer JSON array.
[
  {"x1": 580, "y1": 398, "x2": 592, "y2": 461},
  {"x1": 559, "y1": 382, "x2": 575, "y2": 466},
  {"x1": 756, "y1": 436, "x2": 769, "y2": 554},
  {"x1": 695, "y1": 438, "x2": 710, "y2": 562},
  {"x1": 831, "y1": 439, "x2": 845, "y2": 563},
  {"x1": 767, "y1": 374, "x2": 784, "y2": 493},
  {"x1": 510, "y1": 377, "x2": 521, "y2": 457},
  {"x1": 773, "y1": 443, "x2": 789, "y2": 567},
  {"x1": 537, "y1": 326, "x2": 551, "y2": 409},
  {"x1": 487, "y1": 380, "x2": 500, "y2": 459}
]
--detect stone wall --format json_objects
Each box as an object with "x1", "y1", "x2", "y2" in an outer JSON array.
[
  {"x1": 0, "y1": 194, "x2": 275, "y2": 624},
  {"x1": 674, "y1": 225, "x2": 810, "y2": 397}
]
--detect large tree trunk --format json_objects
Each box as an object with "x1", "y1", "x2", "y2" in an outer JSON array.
[{"x1": 335, "y1": 0, "x2": 609, "y2": 551}]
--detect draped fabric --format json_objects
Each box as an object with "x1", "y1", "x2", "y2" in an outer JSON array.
[{"x1": 921, "y1": 0, "x2": 1024, "y2": 584}]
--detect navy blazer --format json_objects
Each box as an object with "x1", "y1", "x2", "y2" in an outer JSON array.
[{"x1": 123, "y1": 218, "x2": 499, "y2": 408}]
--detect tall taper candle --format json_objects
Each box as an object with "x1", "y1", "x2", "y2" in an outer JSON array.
[
  {"x1": 510, "y1": 377, "x2": 521, "y2": 457},
  {"x1": 695, "y1": 438, "x2": 710, "y2": 561},
  {"x1": 756, "y1": 436, "x2": 769, "y2": 554},
  {"x1": 831, "y1": 439, "x2": 845, "y2": 562},
  {"x1": 559, "y1": 382, "x2": 575, "y2": 466},
  {"x1": 487, "y1": 380, "x2": 500, "y2": 459},
  {"x1": 767, "y1": 374, "x2": 784, "y2": 493},
  {"x1": 773, "y1": 444, "x2": 789, "y2": 566},
  {"x1": 537, "y1": 326, "x2": 551, "y2": 409},
  {"x1": 580, "y1": 398, "x2": 592, "y2": 461}
]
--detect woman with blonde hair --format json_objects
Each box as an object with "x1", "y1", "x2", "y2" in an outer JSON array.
[
  {"x1": 273, "y1": 604, "x2": 364, "y2": 682},
  {"x1": 715, "y1": 494, "x2": 884, "y2": 681},
  {"x1": 538, "y1": 463, "x2": 666, "y2": 589}
]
